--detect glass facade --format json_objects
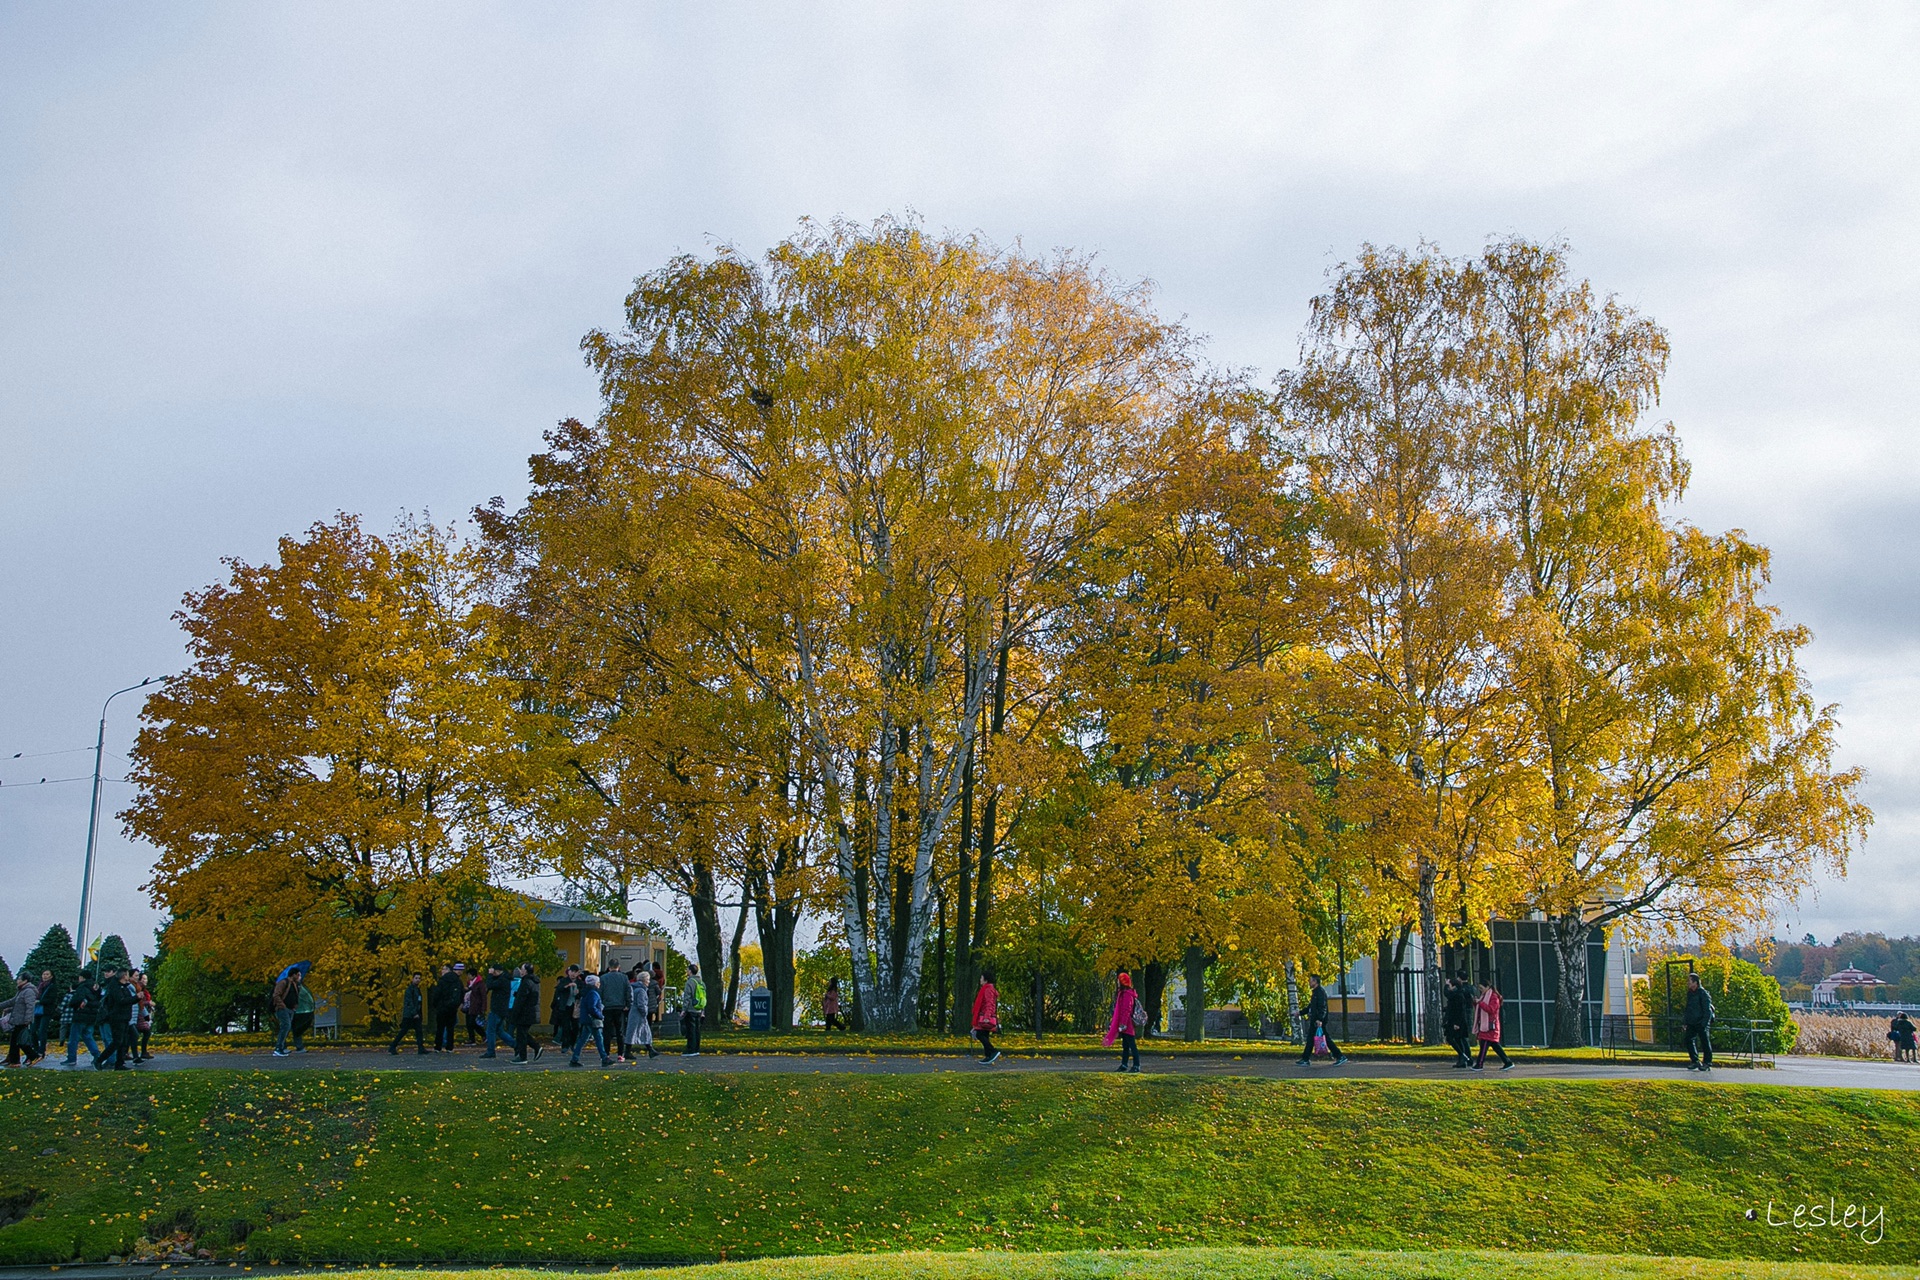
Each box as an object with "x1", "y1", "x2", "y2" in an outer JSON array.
[{"x1": 1488, "y1": 919, "x2": 1608, "y2": 1047}]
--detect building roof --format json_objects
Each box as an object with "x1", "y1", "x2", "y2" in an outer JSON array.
[
  {"x1": 1815, "y1": 967, "x2": 1887, "y2": 987},
  {"x1": 533, "y1": 900, "x2": 649, "y2": 934}
]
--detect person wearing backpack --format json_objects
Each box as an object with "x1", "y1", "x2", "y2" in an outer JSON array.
[
  {"x1": 1103, "y1": 972, "x2": 1144, "y2": 1073},
  {"x1": 1682, "y1": 972, "x2": 1715, "y2": 1071},
  {"x1": 680, "y1": 963, "x2": 707, "y2": 1057},
  {"x1": 1294, "y1": 973, "x2": 1347, "y2": 1066},
  {"x1": 971, "y1": 968, "x2": 1001, "y2": 1064},
  {"x1": 270, "y1": 969, "x2": 299, "y2": 1058}
]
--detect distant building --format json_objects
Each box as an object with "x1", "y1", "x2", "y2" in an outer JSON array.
[
  {"x1": 1811, "y1": 966, "x2": 1888, "y2": 1005},
  {"x1": 536, "y1": 901, "x2": 675, "y2": 975}
]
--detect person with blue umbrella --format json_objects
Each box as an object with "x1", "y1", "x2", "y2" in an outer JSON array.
[{"x1": 270, "y1": 961, "x2": 311, "y2": 1058}]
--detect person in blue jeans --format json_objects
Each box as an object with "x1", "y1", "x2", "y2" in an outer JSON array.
[
  {"x1": 480, "y1": 964, "x2": 511, "y2": 1058},
  {"x1": 62, "y1": 977, "x2": 104, "y2": 1067},
  {"x1": 570, "y1": 973, "x2": 611, "y2": 1068},
  {"x1": 270, "y1": 970, "x2": 300, "y2": 1057}
]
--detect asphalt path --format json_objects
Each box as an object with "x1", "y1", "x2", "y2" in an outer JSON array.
[{"x1": 25, "y1": 1047, "x2": 1920, "y2": 1090}]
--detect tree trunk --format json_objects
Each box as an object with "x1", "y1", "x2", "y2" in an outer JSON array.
[
  {"x1": 750, "y1": 861, "x2": 798, "y2": 1032},
  {"x1": 688, "y1": 861, "x2": 727, "y2": 1029},
  {"x1": 1418, "y1": 858, "x2": 1444, "y2": 1045},
  {"x1": 1141, "y1": 960, "x2": 1168, "y2": 1037},
  {"x1": 1549, "y1": 910, "x2": 1592, "y2": 1048},
  {"x1": 952, "y1": 728, "x2": 975, "y2": 1035},
  {"x1": 722, "y1": 886, "x2": 751, "y2": 1024},
  {"x1": 1284, "y1": 959, "x2": 1302, "y2": 1043},
  {"x1": 1182, "y1": 945, "x2": 1208, "y2": 1042}
]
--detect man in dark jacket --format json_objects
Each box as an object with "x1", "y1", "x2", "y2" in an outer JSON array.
[
  {"x1": 62, "y1": 976, "x2": 103, "y2": 1066},
  {"x1": 509, "y1": 964, "x2": 543, "y2": 1063},
  {"x1": 430, "y1": 964, "x2": 463, "y2": 1052},
  {"x1": 1443, "y1": 972, "x2": 1474, "y2": 1067},
  {"x1": 32, "y1": 969, "x2": 57, "y2": 1060},
  {"x1": 480, "y1": 964, "x2": 511, "y2": 1059},
  {"x1": 600, "y1": 962, "x2": 631, "y2": 1061},
  {"x1": 388, "y1": 973, "x2": 427, "y2": 1055},
  {"x1": 1294, "y1": 973, "x2": 1347, "y2": 1066},
  {"x1": 1682, "y1": 973, "x2": 1715, "y2": 1071},
  {"x1": 95, "y1": 966, "x2": 135, "y2": 1071}
]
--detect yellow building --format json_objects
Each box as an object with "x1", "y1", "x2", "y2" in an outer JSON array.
[{"x1": 536, "y1": 901, "x2": 676, "y2": 974}]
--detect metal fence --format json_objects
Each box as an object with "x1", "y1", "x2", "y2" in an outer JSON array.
[{"x1": 1602, "y1": 1013, "x2": 1776, "y2": 1065}]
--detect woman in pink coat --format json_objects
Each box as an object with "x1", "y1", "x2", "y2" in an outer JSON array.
[
  {"x1": 1471, "y1": 980, "x2": 1513, "y2": 1071},
  {"x1": 1104, "y1": 972, "x2": 1142, "y2": 1073}
]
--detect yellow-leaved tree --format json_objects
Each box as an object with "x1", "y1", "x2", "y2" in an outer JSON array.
[{"x1": 127, "y1": 516, "x2": 547, "y2": 1019}]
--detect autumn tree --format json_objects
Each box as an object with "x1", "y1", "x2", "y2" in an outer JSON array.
[
  {"x1": 1465, "y1": 239, "x2": 1870, "y2": 1045},
  {"x1": 1288, "y1": 244, "x2": 1523, "y2": 1043},
  {"x1": 128, "y1": 516, "x2": 549, "y2": 1018},
  {"x1": 521, "y1": 216, "x2": 1187, "y2": 1031},
  {"x1": 1064, "y1": 398, "x2": 1323, "y2": 1039}
]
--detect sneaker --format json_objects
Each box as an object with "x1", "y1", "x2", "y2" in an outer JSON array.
[
  {"x1": 478, "y1": 1052, "x2": 496, "y2": 1059},
  {"x1": 1334, "y1": 1056, "x2": 1348, "y2": 1065},
  {"x1": 987, "y1": 1051, "x2": 1002, "y2": 1064},
  {"x1": 648, "y1": 1047, "x2": 659, "y2": 1059},
  {"x1": 1469, "y1": 1063, "x2": 1484, "y2": 1071},
  {"x1": 533, "y1": 1044, "x2": 543, "y2": 1061},
  {"x1": 388, "y1": 1047, "x2": 400, "y2": 1056},
  {"x1": 569, "y1": 1060, "x2": 583, "y2": 1068},
  {"x1": 600, "y1": 1058, "x2": 613, "y2": 1067},
  {"x1": 416, "y1": 1049, "x2": 430, "y2": 1055},
  {"x1": 1686, "y1": 1064, "x2": 1700, "y2": 1071},
  {"x1": 272, "y1": 1050, "x2": 290, "y2": 1058}
]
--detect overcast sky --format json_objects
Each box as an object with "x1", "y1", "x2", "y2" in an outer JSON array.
[{"x1": 3, "y1": 4, "x2": 1916, "y2": 971}]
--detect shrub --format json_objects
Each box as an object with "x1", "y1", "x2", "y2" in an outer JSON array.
[{"x1": 1637, "y1": 951, "x2": 1797, "y2": 1052}]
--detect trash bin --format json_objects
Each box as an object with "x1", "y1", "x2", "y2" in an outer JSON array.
[{"x1": 749, "y1": 987, "x2": 772, "y2": 1032}]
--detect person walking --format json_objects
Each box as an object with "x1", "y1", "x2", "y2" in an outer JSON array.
[
  {"x1": 1889, "y1": 1011, "x2": 1917, "y2": 1064},
  {"x1": 1295, "y1": 974, "x2": 1347, "y2": 1066},
  {"x1": 1471, "y1": 977, "x2": 1513, "y2": 1070},
  {"x1": 290, "y1": 975, "x2": 314, "y2": 1052},
  {"x1": 431, "y1": 964, "x2": 463, "y2": 1052},
  {"x1": 570, "y1": 972, "x2": 611, "y2": 1068},
  {"x1": 32, "y1": 969, "x2": 57, "y2": 1061},
  {"x1": 1103, "y1": 972, "x2": 1142, "y2": 1073},
  {"x1": 61, "y1": 974, "x2": 103, "y2": 1067},
  {"x1": 96, "y1": 966, "x2": 135, "y2": 1070},
  {"x1": 1682, "y1": 972, "x2": 1714, "y2": 1072},
  {"x1": 971, "y1": 968, "x2": 1001, "y2": 1064},
  {"x1": 4, "y1": 975, "x2": 40, "y2": 1067},
  {"x1": 270, "y1": 968, "x2": 299, "y2": 1058},
  {"x1": 389, "y1": 973, "x2": 427, "y2": 1055},
  {"x1": 822, "y1": 977, "x2": 846, "y2": 1031},
  {"x1": 132, "y1": 971, "x2": 155, "y2": 1062},
  {"x1": 680, "y1": 963, "x2": 707, "y2": 1056},
  {"x1": 1443, "y1": 972, "x2": 1473, "y2": 1067},
  {"x1": 549, "y1": 966, "x2": 580, "y2": 1055},
  {"x1": 510, "y1": 963, "x2": 543, "y2": 1063},
  {"x1": 625, "y1": 963, "x2": 658, "y2": 1060},
  {"x1": 601, "y1": 961, "x2": 631, "y2": 1061},
  {"x1": 480, "y1": 964, "x2": 511, "y2": 1059},
  {"x1": 648, "y1": 962, "x2": 665, "y2": 1038},
  {"x1": 462, "y1": 965, "x2": 484, "y2": 1044}
]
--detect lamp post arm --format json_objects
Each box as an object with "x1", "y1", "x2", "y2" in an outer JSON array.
[{"x1": 76, "y1": 675, "x2": 173, "y2": 954}]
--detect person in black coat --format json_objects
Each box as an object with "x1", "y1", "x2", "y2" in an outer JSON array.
[
  {"x1": 1294, "y1": 973, "x2": 1347, "y2": 1066},
  {"x1": 1443, "y1": 972, "x2": 1474, "y2": 1067},
  {"x1": 549, "y1": 967, "x2": 580, "y2": 1055},
  {"x1": 509, "y1": 964, "x2": 543, "y2": 1063},
  {"x1": 480, "y1": 964, "x2": 512, "y2": 1058},
  {"x1": 95, "y1": 966, "x2": 135, "y2": 1071},
  {"x1": 388, "y1": 973, "x2": 427, "y2": 1055},
  {"x1": 1682, "y1": 973, "x2": 1715, "y2": 1071},
  {"x1": 429, "y1": 964, "x2": 464, "y2": 1052}
]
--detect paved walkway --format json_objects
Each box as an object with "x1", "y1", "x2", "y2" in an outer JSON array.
[{"x1": 29, "y1": 1047, "x2": 1920, "y2": 1090}]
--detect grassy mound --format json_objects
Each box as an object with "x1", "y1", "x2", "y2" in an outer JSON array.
[{"x1": 0, "y1": 1072, "x2": 1912, "y2": 1267}]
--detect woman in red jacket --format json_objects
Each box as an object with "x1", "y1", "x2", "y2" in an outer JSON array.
[
  {"x1": 971, "y1": 968, "x2": 1000, "y2": 1064},
  {"x1": 1103, "y1": 972, "x2": 1140, "y2": 1073},
  {"x1": 1472, "y1": 979, "x2": 1513, "y2": 1071}
]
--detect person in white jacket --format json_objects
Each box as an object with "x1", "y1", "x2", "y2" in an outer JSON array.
[{"x1": 624, "y1": 963, "x2": 659, "y2": 1060}]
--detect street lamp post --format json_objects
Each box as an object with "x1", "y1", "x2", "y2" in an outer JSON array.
[{"x1": 76, "y1": 676, "x2": 170, "y2": 951}]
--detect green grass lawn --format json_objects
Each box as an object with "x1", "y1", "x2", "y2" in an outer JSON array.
[
  {"x1": 367, "y1": 1246, "x2": 1917, "y2": 1279},
  {"x1": 0, "y1": 1072, "x2": 1912, "y2": 1267}
]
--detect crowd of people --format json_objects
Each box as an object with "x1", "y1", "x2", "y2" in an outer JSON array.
[
  {"x1": 2, "y1": 964, "x2": 156, "y2": 1070},
  {"x1": 362, "y1": 956, "x2": 711, "y2": 1068}
]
